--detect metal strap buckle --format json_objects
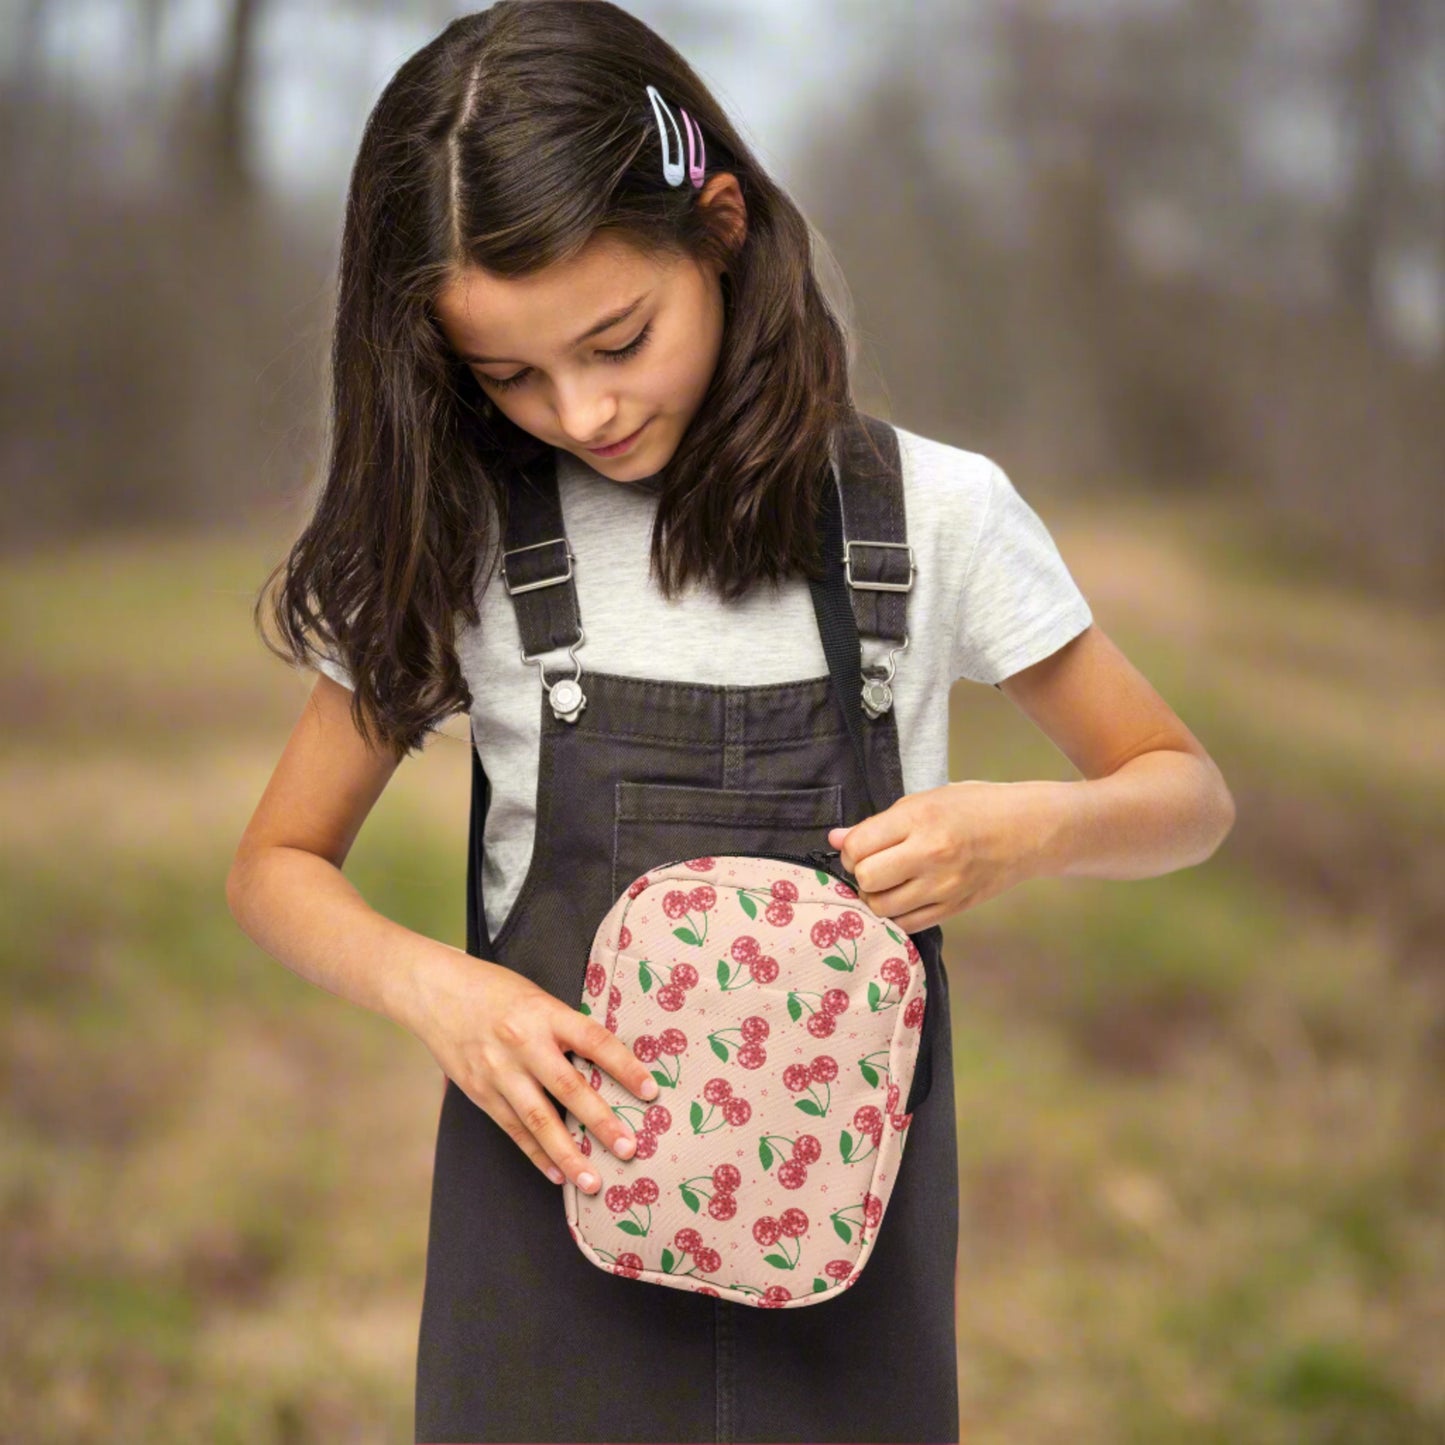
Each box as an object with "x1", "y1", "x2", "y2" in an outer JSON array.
[
  {"x1": 500, "y1": 537, "x2": 574, "y2": 596},
  {"x1": 842, "y1": 539, "x2": 915, "y2": 593}
]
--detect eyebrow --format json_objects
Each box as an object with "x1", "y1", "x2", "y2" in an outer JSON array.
[{"x1": 459, "y1": 292, "x2": 651, "y2": 365}]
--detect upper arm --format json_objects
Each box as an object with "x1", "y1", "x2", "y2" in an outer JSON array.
[
  {"x1": 996, "y1": 622, "x2": 1222, "y2": 783},
  {"x1": 230, "y1": 673, "x2": 403, "y2": 878}
]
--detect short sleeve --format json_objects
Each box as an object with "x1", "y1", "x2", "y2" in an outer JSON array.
[{"x1": 951, "y1": 460, "x2": 1093, "y2": 686}]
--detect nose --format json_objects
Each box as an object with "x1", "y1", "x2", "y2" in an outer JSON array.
[{"x1": 553, "y1": 374, "x2": 620, "y2": 449}]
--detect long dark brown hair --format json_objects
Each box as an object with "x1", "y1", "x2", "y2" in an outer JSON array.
[{"x1": 257, "y1": 0, "x2": 856, "y2": 758}]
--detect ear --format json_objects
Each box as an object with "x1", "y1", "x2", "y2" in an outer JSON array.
[{"x1": 698, "y1": 171, "x2": 747, "y2": 255}]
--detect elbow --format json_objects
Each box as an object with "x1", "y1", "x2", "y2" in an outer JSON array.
[{"x1": 225, "y1": 849, "x2": 258, "y2": 930}]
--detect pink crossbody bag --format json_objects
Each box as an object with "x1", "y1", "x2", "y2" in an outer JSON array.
[{"x1": 562, "y1": 849, "x2": 931, "y2": 1308}]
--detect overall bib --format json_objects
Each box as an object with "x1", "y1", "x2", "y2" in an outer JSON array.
[{"x1": 415, "y1": 414, "x2": 961, "y2": 1444}]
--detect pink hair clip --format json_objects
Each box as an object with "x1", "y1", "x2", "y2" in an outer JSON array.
[{"x1": 645, "y1": 85, "x2": 706, "y2": 190}]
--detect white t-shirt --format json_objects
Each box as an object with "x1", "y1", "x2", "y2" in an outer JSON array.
[{"x1": 315, "y1": 422, "x2": 1093, "y2": 941}]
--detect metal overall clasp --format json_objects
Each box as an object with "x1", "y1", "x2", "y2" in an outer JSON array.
[
  {"x1": 860, "y1": 632, "x2": 909, "y2": 719},
  {"x1": 520, "y1": 626, "x2": 588, "y2": 723}
]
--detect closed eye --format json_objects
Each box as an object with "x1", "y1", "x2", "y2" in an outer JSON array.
[{"x1": 480, "y1": 322, "x2": 654, "y2": 393}]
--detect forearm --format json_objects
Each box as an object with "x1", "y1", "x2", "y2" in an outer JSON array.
[
  {"x1": 1027, "y1": 749, "x2": 1236, "y2": 882},
  {"x1": 225, "y1": 845, "x2": 454, "y2": 1037}
]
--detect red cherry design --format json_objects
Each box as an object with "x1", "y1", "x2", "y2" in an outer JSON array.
[
  {"x1": 740, "y1": 1015, "x2": 770, "y2": 1044},
  {"x1": 722, "y1": 1097, "x2": 752, "y2": 1126},
  {"x1": 771, "y1": 879, "x2": 799, "y2": 902},
  {"x1": 736, "y1": 1042, "x2": 766, "y2": 1070},
  {"x1": 881, "y1": 957, "x2": 910, "y2": 988},
  {"x1": 778, "y1": 1207, "x2": 809, "y2": 1237},
  {"x1": 808, "y1": 1055, "x2": 838, "y2": 1083},
  {"x1": 731, "y1": 935, "x2": 761, "y2": 963},
  {"x1": 708, "y1": 1193, "x2": 738, "y2": 1221},
  {"x1": 703, "y1": 1078, "x2": 733, "y2": 1104},
  {"x1": 792, "y1": 1134, "x2": 822, "y2": 1164},
  {"x1": 777, "y1": 1159, "x2": 807, "y2": 1189},
  {"x1": 806, "y1": 1012, "x2": 836, "y2": 1038},
  {"x1": 753, "y1": 1216, "x2": 781, "y2": 1247},
  {"x1": 685, "y1": 857, "x2": 715, "y2": 871},
  {"x1": 822, "y1": 988, "x2": 850, "y2": 1015},
  {"x1": 810, "y1": 919, "x2": 840, "y2": 949},
  {"x1": 713, "y1": 1163, "x2": 741, "y2": 1192},
  {"x1": 904, "y1": 996, "x2": 925, "y2": 1029},
  {"x1": 748, "y1": 955, "x2": 780, "y2": 985},
  {"x1": 765, "y1": 900, "x2": 794, "y2": 927}
]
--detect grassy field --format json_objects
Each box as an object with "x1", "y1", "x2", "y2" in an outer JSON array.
[{"x1": 2, "y1": 499, "x2": 1442, "y2": 1443}]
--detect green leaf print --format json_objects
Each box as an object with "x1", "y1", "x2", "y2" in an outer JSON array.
[
  {"x1": 833, "y1": 1218, "x2": 853, "y2": 1243},
  {"x1": 617, "y1": 1221, "x2": 645, "y2": 1237},
  {"x1": 662, "y1": 1248, "x2": 675, "y2": 1273},
  {"x1": 814, "y1": 870, "x2": 830, "y2": 885},
  {"x1": 885, "y1": 925, "x2": 904, "y2": 945},
  {"x1": 738, "y1": 890, "x2": 757, "y2": 920},
  {"x1": 795, "y1": 1099, "x2": 823, "y2": 1117},
  {"x1": 638, "y1": 961, "x2": 654, "y2": 991},
  {"x1": 764, "y1": 1253, "x2": 790, "y2": 1269},
  {"x1": 690, "y1": 1100, "x2": 704, "y2": 1131},
  {"x1": 824, "y1": 955, "x2": 851, "y2": 971},
  {"x1": 710, "y1": 1038, "x2": 729, "y2": 1062},
  {"x1": 787, "y1": 995, "x2": 802, "y2": 1022},
  {"x1": 681, "y1": 1187, "x2": 700, "y2": 1213},
  {"x1": 868, "y1": 981, "x2": 881, "y2": 1010},
  {"x1": 674, "y1": 927, "x2": 700, "y2": 946},
  {"x1": 759, "y1": 1139, "x2": 774, "y2": 1170},
  {"x1": 859, "y1": 1061, "x2": 879, "y2": 1087}
]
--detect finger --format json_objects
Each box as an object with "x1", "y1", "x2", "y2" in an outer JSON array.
[
  {"x1": 539, "y1": 1044, "x2": 640, "y2": 1165},
  {"x1": 499, "y1": 1072, "x2": 608, "y2": 1194},
  {"x1": 851, "y1": 838, "x2": 915, "y2": 898},
  {"x1": 565, "y1": 1013, "x2": 660, "y2": 1105},
  {"x1": 836, "y1": 806, "x2": 910, "y2": 874},
  {"x1": 483, "y1": 1085, "x2": 574, "y2": 1188}
]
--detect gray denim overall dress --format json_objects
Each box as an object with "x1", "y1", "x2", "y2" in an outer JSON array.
[{"x1": 414, "y1": 413, "x2": 961, "y2": 1444}]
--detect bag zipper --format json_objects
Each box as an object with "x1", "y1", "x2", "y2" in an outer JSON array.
[{"x1": 648, "y1": 847, "x2": 858, "y2": 889}]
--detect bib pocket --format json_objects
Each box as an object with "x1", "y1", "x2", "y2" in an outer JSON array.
[{"x1": 610, "y1": 781, "x2": 845, "y2": 902}]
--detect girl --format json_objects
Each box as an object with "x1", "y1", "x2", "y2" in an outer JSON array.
[{"x1": 228, "y1": 3, "x2": 1235, "y2": 1442}]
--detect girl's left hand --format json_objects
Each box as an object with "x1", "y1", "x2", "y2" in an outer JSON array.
[{"x1": 826, "y1": 780, "x2": 1055, "y2": 932}]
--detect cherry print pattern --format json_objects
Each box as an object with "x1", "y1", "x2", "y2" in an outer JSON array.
[{"x1": 563, "y1": 855, "x2": 929, "y2": 1309}]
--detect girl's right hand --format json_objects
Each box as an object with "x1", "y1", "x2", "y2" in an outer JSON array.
[{"x1": 405, "y1": 942, "x2": 658, "y2": 1194}]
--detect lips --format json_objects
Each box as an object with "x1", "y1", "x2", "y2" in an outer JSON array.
[{"x1": 586, "y1": 419, "x2": 649, "y2": 456}]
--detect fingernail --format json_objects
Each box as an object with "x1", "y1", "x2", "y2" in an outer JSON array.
[
  {"x1": 546, "y1": 1165, "x2": 564, "y2": 1184},
  {"x1": 614, "y1": 1135, "x2": 635, "y2": 1159},
  {"x1": 641, "y1": 1079, "x2": 659, "y2": 1100},
  {"x1": 578, "y1": 1171, "x2": 598, "y2": 1191}
]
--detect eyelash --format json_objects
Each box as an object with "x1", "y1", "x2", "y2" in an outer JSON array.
[{"x1": 481, "y1": 322, "x2": 654, "y2": 393}]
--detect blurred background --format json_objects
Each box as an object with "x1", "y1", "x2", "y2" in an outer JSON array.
[{"x1": 2, "y1": 0, "x2": 1442, "y2": 1440}]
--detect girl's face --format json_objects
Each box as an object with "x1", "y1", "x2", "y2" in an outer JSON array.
[{"x1": 435, "y1": 188, "x2": 743, "y2": 483}]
